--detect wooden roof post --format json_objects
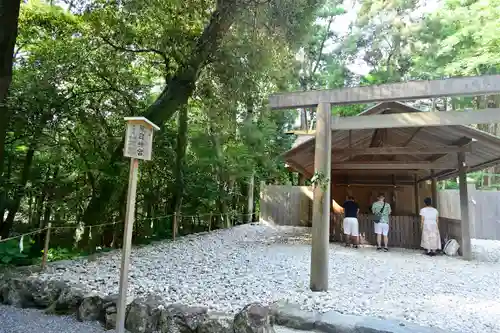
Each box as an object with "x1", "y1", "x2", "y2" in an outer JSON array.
[
  {"x1": 310, "y1": 102, "x2": 332, "y2": 292},
  {"x1": 298, "y1": 174, "x2": 305, "y2": 186},
  {"x1": 414, "y1": 175, "x2": 420, "y2": 214},
  {"x1": 458, "y1": 152, "x2": 472, "y2": 260},
  {"x1": 431, "y1": 170, "x2": 438, "y2": 210}
]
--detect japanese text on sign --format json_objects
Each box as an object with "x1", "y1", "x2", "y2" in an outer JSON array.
[{"x1": 124, "y1": 123, "x2": 153, "y2": 160}]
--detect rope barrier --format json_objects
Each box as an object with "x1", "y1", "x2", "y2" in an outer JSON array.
[
  {"x1": 0, "y1": 228, "x2": 48, "y2": 243},
  {"x1": 0, "y1": 212, "x2": 256, "y2": 243},
  {"x1": 141, "y1": 212, "x2": 254, "y2": 220},
  {"x1": 50, "y1": 221, "x2": 121, "y2": 230}
]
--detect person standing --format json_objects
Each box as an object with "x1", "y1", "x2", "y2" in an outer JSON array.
[
  {"x1": 342, "y1": 196, "x2": 360, "y2": 248},
  {"x1": 420, "y1": 197, "x2": 441, "y2": 256},
  {"x1": 372, "y1": 193, "x2": 392, "y2": 251}
]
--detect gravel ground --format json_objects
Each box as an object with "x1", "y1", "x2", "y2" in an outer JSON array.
[
  {"x1": 31, "y1": 223, "x2": 500, "y2": 333},
  {"x1": 0, "y1": 305, "x2": 113, "y2": 333},
  {"x1": 471, "y1": 238, "x2": 500, "y2": 263}
]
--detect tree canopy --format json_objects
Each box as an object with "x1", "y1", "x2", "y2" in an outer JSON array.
[{"x1": 0, "y1": 0, "x2": 499, "y2": 263}]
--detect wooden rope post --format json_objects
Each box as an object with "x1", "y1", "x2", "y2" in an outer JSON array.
[
  {"x1": 173, "y1": 212, "x2": 179, "y2": 240},
  {"x1": 41, "y1": 222, "x2": 52, "y2": 269},
  {"x1": 208, "y1": 213, "x2": 212, "y2": 232}
]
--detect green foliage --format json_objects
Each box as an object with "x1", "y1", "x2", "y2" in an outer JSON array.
[
  {"x1": 2, "y1": 0, "x2": 499, "y2": 263},
  {"x1": 0, "y1": 237, "x2": 33, "y2": 266},
  {"x1": 0, "y1": 0, "x2": 325, "y2": 256},
  {"x1": 44, "y1": 247, "x2": 76, "y2": 262},
  {"x1": 311, "y1": 171, "x2": 329, "y2": 191},
  {"x1": 412, "y1": 0, "x2": 500, "y2": 78}
]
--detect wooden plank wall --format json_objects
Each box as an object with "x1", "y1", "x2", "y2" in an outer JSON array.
[
  {"x1": 259, "y1": 184, "x2": 312, "y2": 226},
  {"x1": 473, "y1": 191, "x2": 500, "y2": 240},
  {"x1": 439, "y1": 217, "x2": 462, "y2": 244},
  {"x1": 437, "y1": 189, "x2": 461, "y2": 219},
  {"x1": 331, "y1": 214, "x2": 421, "y2": 249},
  {"x1": 331, "y1": 183, "x2": 432, "y2": 216},
  {"x1": 439, "y1": 187, "x2": 500, "y2": 240}
]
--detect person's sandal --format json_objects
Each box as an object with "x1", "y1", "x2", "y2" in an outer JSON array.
[
  {"x1": 383, "y1": 248, "x2": 389, "y2": 252},
  {"x1": 376, "y1": 247, "x2": 382, "y2": 251}
]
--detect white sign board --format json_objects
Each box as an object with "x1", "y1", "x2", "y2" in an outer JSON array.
[{"x1": 124, "y1": 121, "x2": 155, "y2": 160}]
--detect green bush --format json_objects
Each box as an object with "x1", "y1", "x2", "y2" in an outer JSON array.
[
  {"x1": 0, "y1": 237, "x2": 35, "y2": 266},
  {"x1": 45, "y1": 247, "x2": 77, "y2": 262}
]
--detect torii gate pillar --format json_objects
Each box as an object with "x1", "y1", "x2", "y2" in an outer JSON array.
[{"x1": 310, "y1": 102, "x2": 332, "y2": 291}]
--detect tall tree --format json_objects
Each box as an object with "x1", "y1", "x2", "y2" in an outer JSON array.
[
  {"x1": 348, "y1": 0, "x2": 421, "y2": 84},
  {"x1": 0, "y1": 0, "x2": 22, "y2": 232},
  {"x1": 79, "y1": 0, "x2": 323, "y2": 235}
]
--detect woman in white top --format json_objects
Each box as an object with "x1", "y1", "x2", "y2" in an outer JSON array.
[{"x1": 420, "y1": 197, "x2": 441, "y2": 256}]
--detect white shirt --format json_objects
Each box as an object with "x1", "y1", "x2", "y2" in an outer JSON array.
[{"x1": 420, "y1": 207, "x2": 438, "y2": 224}]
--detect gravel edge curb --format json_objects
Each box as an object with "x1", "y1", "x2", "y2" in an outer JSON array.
[
  {"x1": 270, "y1": 301, "x2": 456, "y2": 333},
  {"x1": 0, "y1": 272, "x2": 458, "y2": 333}
]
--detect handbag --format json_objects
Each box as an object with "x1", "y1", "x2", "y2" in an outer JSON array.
[{"x1": 373, "y1": 202, "x2": 386, "y2": 224}]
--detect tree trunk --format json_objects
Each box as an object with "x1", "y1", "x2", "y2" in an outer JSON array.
[
  {"x1": 172, "y1": 106, "x2": 188, "y2": 239},
  {"x1": 0, "y1": 138, "x2": 37, "y2": 238},
  {"x1": 0, "y1": 0, "x2": 21, "y2": 231},
  {"x1": 0, "y1": 0, "x2": 21, "y2": 169},
  {"x1": 247, "y1": 171, "x2": 254, "y2": 223},
  {"x1": 112, "y1": 187, "x2": 128, "y2": 248},
  {"x1": 229, "y1": 176, "x2": 236, "y2": 227},
  {"x1": 81, "y1": 1, "x2": 241, "y2": 228},
  {"x1": 80, "y1": 142, "x2": 125, "y2": 245},
  {"x1": 300, "y1": 109, "x2": 308, "y2": 130},
  {"x1": 0, "y1": 109, "x2": 50, "y2": 238}
]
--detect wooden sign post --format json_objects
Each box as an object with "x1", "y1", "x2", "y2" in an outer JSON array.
[{"x1": 116, "y1": 117, "x2": 160, "y2": 333}]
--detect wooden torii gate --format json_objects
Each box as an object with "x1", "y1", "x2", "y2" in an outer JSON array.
[{"x1": 268, "y1": 75, "x2": 500, "y2": 292}]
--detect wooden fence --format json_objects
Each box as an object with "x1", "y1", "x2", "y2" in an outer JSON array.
[
  {"x1": 439, "y1": 187, "x2": 500, "y2": 240},
  {"x1": 259, "y1": 184, "x2": 311, "y2": 226},
  {"x1": 439, "y1": 217, "x2": 462, "y2": 247},
  {"x1": 330, "y1": 214, "x2": 422, "y2": 249},
  {"x1": 260, "y1": 183, "x2": 464, "y2": 251}
]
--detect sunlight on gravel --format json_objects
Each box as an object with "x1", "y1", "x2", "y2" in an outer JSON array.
[{"x1": 32, "y1": 223, "x2": 500, "y2": 333}]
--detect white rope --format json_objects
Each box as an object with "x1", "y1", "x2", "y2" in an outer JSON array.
[{"x1": 0, "y1": 212, "x2": 256, "y2": 243}]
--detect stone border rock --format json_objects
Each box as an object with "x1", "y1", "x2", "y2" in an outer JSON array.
[
  {"x1": 0, "y1": 274, "x2": 273, "y2": 333},
  {"x1": 270, "y1": 302, "x2": 455, "y2": 333},
  {"x1": 0, "y1": 274, "x2": 455, "y2": 333}
]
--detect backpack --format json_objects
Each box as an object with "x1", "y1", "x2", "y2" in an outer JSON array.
[{"x1": 443, "y1": 239, "x2": 460, "y2": 256}]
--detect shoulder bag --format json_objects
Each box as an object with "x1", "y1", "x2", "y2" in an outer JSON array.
[{"x1": 373, "y1": 202, "x2": 386, "y2": 224}]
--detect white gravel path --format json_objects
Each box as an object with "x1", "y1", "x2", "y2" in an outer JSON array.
[
  {"x1": 32, "y1": 223, "x2": 500, "y2": 333},
  {"x1": 0, "y1": 305, "x2": 113, "y2": 333}
]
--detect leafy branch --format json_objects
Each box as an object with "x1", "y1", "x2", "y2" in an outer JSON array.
[
  {"x1": 311, "y1": 171, "x2": 329, "y2": 192},
  {"x1": 311, "y1": 171, "x2": 329, "y2": 205}
]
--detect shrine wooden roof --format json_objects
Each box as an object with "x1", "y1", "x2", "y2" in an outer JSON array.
[{"x1": 284, "y1": 102, "x2": 500, "y2": 184}]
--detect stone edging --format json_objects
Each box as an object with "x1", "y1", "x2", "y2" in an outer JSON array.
[
  {"x1": 0, "y1": 274, "x2": 452, "y2": 333},
  {"x1": 270, "y1": 301, "x2": 451, "y2": 333}
]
